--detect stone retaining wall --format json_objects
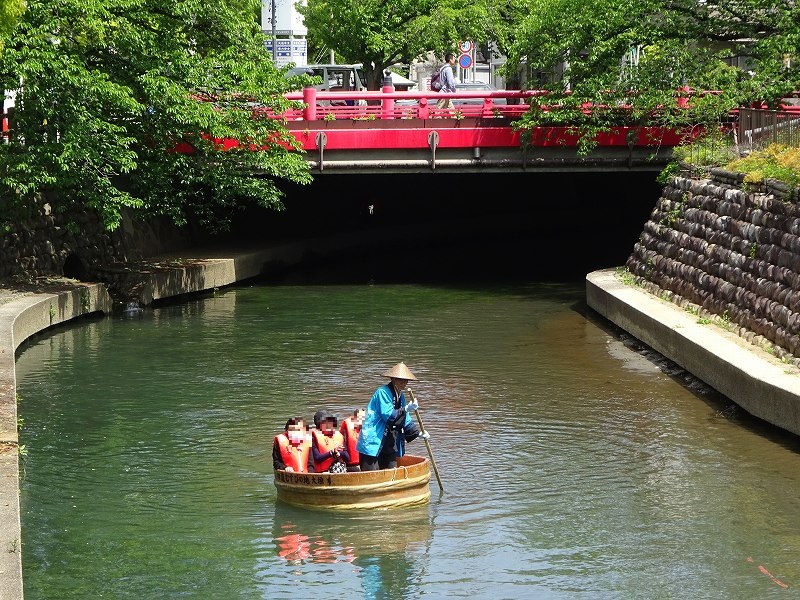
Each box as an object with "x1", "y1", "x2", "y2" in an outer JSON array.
[
  {"x1": 626, "y1": 170, "x2": 800, "y2": 364},
  {"x1": 0, "y1": 196, "x2": 190, "y2": 281}
]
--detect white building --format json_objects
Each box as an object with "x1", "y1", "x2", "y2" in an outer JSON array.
[{"x1": 261, "y1": 0, "x2": 307, "y2": 67}]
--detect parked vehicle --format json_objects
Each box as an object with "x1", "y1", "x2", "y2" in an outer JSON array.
[
  {"x1": 453, "y1": 82, "x2": 506, "y2": 105},
  {"x1": 285, "y1": 64, "x2": 368, "y2": 93},
  {"x1": 285, "y1": 64, "x2": 369, "y2": 108}
]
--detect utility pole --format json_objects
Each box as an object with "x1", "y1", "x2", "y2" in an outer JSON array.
[{"x1": 271, "y1": 0, "x2": 277, "y2": 62}]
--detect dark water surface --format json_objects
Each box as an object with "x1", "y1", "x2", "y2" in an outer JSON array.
[{"x1": 16, "y1": 282, "x2": 800, "y2": 599}]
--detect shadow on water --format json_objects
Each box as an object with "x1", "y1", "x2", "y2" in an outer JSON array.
[
  {"x1": 583, "y1": 304, "x2": 800, "y2": 454},
  {"x1": 14, "y1": 312, "x2": 106, "y2": 359}
]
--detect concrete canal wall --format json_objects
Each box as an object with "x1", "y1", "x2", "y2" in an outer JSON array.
[
  {"x1": 588, "y1": 170, "x2": 800, "y2": 437},
  {"x1": 587, "y1": 269, "x2": 800, "y2": 436},
  {"x1": 0, "y1": 197, "x2": 191, "y2": 281},
  {"x1": 0, "y1": 284, "x2": 113, "y2": 600}
]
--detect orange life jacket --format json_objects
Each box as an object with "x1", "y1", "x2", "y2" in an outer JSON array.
[
  {"x1": 312, "y1": 429, "x2": 344, "y2": 472},
  {"x1": 340, "y1": 417, "x2": 361, "y2": 466},
  {"x1": 275, "y1": 433, "x2": 311, "y2": 473}
]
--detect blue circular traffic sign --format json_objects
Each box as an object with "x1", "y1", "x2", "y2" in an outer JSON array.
[{"x1": 458, "y1": 54, "x2": 473, "y2": 69}]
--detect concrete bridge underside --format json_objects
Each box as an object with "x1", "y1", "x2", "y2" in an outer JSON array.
[
  {"x1": 281, "y1": 120, "x2": 677, "y2": 174},
  {"x1": 302, "y1": 145, "x2": 671, "y2": 174}
]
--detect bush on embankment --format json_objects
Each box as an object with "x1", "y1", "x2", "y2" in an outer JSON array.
[
  {"x1": 662, "y1": 133, "x2": 800, "y2": 193},
  {"x1": 724, "y1": 145, "x2": 800, "y2": 190}
]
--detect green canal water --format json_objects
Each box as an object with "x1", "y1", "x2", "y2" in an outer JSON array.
[{"x1": 15, "y1": 282, "x2": 800, "y2": 599}]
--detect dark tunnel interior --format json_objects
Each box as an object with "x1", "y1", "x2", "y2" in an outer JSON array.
[{"x1": 219, "y1": 170, "x2": 663, "y2": 284}]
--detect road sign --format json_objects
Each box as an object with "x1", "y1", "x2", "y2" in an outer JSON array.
[
  {"x1": 264, "y1": 38, "x2": 307, "y2": 67},
  {"x1": 459, "y1": 40, "x2": 473, "y2": 54},
  {"x1": 458, "y1": 54, "x2": 473, "y2": 69}
]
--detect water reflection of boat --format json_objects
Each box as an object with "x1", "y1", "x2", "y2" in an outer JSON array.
[
  {"x1": 274, "y1": 455, "x2": 431, "y2": 510},
  {"x1": 272, "y1": 501, "x2": 433, "y2": 565},
  {"x1": 274, "y1": 526, "x2": 356, "y2": 564}
]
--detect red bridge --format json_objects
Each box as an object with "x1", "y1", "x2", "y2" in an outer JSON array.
[{"x1": 273, "y1": 87, "x2": 695, "y2": 174}]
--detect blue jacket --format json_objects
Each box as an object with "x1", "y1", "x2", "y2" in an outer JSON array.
[{"x1": 356, "y1": 384, "x2": 415, "y2": 458}]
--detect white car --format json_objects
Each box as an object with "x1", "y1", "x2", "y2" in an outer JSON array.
[
  {"x1": 285, "y1": 64, "x2": 368, "y2": 93},
  {"x1": 453, "y1": 82, "x2": 506, "y2": 105}
]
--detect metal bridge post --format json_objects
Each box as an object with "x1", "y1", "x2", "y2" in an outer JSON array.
[
  {"x1": 315, "y1": 131, "x2": 327, "y2": 171},
  {"x1": 418, "y1": 98, "x2": 430, "y2": 120},
  {"x1": 427, "y1": 131, "x2": 439, "y2": 170},
  {"x1": 303, "y1": 87, "x2": 317, "y2": 121}
]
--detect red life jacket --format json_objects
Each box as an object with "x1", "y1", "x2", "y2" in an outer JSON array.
[
  {"x1": 312, "y1": 429, "x2": 344, "y2": 472},
  {"x1": 275, "y1": 433, "x2": 311, "y2": 473},
  {"x1": 340, "y1": 417, "x2": 361, "y2": 466}
]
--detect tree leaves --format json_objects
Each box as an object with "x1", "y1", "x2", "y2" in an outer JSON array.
[
  {"x1": 0, "y1": 0, "x2": 311, "y2": 232},
  {"x1": 507, "y1": 0, "x2": 800, "y2": 150},
  {"x1": 0, "y1": 0, "x2": 25, "y2": 56}
]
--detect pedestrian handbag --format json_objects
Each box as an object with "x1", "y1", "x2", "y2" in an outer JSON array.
[{"x1": 328, "y1": 460, "x2": 347, "y2": 474}]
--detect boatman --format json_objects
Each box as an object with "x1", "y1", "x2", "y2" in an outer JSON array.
[
  {"x1": 356, "y1": 362, "x2": 430, "y2": 471},
  {"x1": 273, "y1": 417, "x2": 313, "y2": 473}
]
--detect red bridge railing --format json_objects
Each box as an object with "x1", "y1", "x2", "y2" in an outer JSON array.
[
  {"x1": 266, "y1": 87, "x2": 707, "y2": 153},
  {"x1": 277, "y1": 88, "x2": 546, "y2": 121}
]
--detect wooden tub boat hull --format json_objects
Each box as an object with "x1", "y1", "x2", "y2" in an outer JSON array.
[{"x1": 274, "y1": 454, "x2": 431, "y2": 510}]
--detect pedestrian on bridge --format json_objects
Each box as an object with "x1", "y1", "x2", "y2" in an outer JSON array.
[{"x1": 436, "y1": 53, "x2": 457, "y2": 110}]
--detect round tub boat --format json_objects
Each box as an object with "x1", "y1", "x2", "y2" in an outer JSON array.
[{"x1": 274, "y1": 454, "x2": 431, "y2": 510}]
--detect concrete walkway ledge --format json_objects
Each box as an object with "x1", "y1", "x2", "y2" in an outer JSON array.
[
  {"x1": 113, "y1": 236, "x2": 374, "y2": 306},
  {"x1": 0, "y1": 283, "x2": 112, "y2": 600},
  {"x1": 587, "y1": 268, "x2": 800, "y2": 437}
]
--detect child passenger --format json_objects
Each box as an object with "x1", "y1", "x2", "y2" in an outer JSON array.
[
  {"x1": 340, "y1": 408, "x2": 365, "y2": 472},
  {"x1": 311, "y1": 410, "x2": 349, "y2": 473},
  {"x1": 273, "y1": 417, "x2": 313, "y2": 473}
]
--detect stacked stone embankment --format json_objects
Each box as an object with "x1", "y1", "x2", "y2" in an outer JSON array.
[{"x1": 626, "y1": 170, "x2": 800, "y2": 365}]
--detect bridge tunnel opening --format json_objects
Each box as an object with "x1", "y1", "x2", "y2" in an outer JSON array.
[{"x1": 224, "y1": 171, "x2": 662, "y2": 284}]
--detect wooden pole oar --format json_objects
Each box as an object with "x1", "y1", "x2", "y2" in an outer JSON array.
[{"x1": 407, "y1": 388, "x2": 444, "y2": 493}]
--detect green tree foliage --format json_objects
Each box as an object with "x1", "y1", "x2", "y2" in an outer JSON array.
[
  {"x1": 0, "y1": 0, "x2": 25, "y2": 55},
  {"x1": 0, "y1": 0, "x2": 312, "y2": 231},
  {"x1": 299, "y1": 0, "x2": 497, "y2": 89},
  {"x1": 506, "y1": 0, "x2": 800, "y2": 148}
]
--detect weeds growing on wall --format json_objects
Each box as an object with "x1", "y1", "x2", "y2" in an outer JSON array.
[{"x1": 724, "y1": 145, "x2": 800, "y2": 189}]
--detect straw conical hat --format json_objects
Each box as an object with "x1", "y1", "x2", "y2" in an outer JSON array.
[{"x1": 382, "y1": 362, "x2": 417, "y2": 380}]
